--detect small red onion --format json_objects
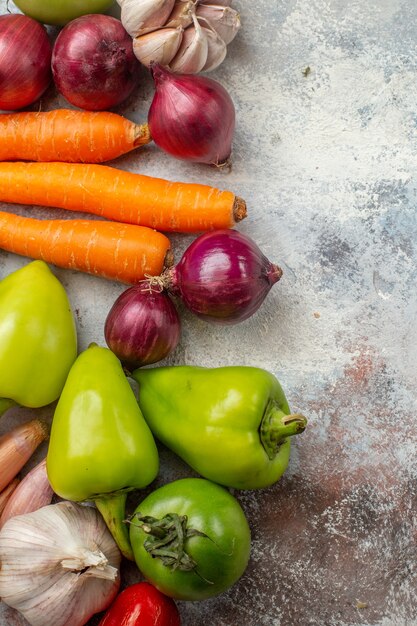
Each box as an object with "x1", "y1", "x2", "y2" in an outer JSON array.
[
  {"x1": 148, "y1": 63, "x2": 235, "y2": 166},
  {"x1": 105, "y1": 282, "x2": 181, "y2": 369},
  {"x1": 0, "y1": 14, "x2": 52, "y2": 111},
  {"x1": 162, "y1": 230, "x2": 283, "y2": 324},
  {"x1": 52, "y1": 15, "x2": 141, "y2": 111}
]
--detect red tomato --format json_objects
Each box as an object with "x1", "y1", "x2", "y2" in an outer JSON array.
[{"x1": 98, "y1": 582, "x2": 181, "y2": 626}]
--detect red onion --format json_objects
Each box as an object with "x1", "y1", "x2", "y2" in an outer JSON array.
[
  {"x1": 148, "y1": 63, "x2": 235, "y2": 166},
  {"x1": 162, "y1": 230, "x2": 283, "y2": 324},
  {"x1": 104, "y1": 282, "x2": 181, "y2": 369},
  {"x1": 0, "y1": 14, "x2": 52, "y2": 111},
  {"x1": 52, "y1": 15, "x2": 141, "y2": 111}
]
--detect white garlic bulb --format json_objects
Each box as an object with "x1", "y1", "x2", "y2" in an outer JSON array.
[
  {"x1": 120, "y1": 0, "x2": 241, "y2": 74},
  {"x1": 0, "y1": 501, "x2": 121, "y2": 626}
]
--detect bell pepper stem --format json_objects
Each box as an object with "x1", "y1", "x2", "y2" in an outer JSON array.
[
  {"x1": 95, "y1": 492, "x2": 134, "y2": 561},
  {"x1": 0, "y1": 398, "x2": 16, "y2": 419},
  {"x1": 260, "y1": 402, "x2": 307, "y2": 460}
]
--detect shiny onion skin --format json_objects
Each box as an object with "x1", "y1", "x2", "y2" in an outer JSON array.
[
  {"x1": 104, "y1": 282, "x2": 181, "y2": 369},
  {"x1": 163, "y1": 230, "x2": 283, "y2": 324},
  {"x1": 52, "y1": 15, "x2": 141, "y2": 111},
  {"x1": 0, "y1": 14, "x2": 52, "y2": 111},
  {"x1": 148, "y1": 63, "x2": 235, "y2": 166}
]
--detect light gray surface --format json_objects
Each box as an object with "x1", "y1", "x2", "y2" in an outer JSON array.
[{"x1": 0, "y1": 1, "x2": 416, "y2": 625}]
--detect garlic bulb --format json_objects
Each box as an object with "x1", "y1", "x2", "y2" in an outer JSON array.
[
  {"x1": 121, "y1": 0, "x2": 241, "y2": 74},
  {"x1": 0, "y1": 501, "x2": 121, "y2": 626}
]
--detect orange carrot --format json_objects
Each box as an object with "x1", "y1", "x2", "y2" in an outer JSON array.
[
  {"x1": 0, "y1": 211, "x2": 172, "y2": 284},
  {"x1": 0, "y1": 110, "x2": 151, "y2": 163},
  {"x1": 0, "y1": 161, "x2": 246, "y2": 233}
]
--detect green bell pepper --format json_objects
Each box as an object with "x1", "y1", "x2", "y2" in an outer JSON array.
[
  {"x1": 47, "y1": 344, "x2": 159, "y2": 560},
  {"x1": 0, "y1": 261, "x2": 77, "y2": 415},
  {"x1": 131, "y1": 365, "x2": 307, "y2": 490}
]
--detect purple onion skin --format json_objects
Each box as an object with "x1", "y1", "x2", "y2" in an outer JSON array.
[
  {"x1": 166, "y1": 230, "x2": 283, "y2": 324},
  {"x1": 0, "y1": 14, "x2": 52, "y2": 111},
  {"x1": 148, "y1": 64, "x2": 235, "y2": 166},
  {"x1": 52, "y1": 15, "x2": 141, "y2": 111},
  {"x1": 104, "y1": 283, "x2": 181, "y2": 370}
]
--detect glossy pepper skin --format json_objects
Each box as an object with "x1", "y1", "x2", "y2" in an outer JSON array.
[
  {"x1": 0, "y1": 261, "x2": 77, "y2": 413},
  {"x1": 98, "y1": 582, "x2": 181, "y2": 626},
  {"x1": 131, "y1": 366, "x2": 307, "y2": 490},
  {"x1": 47, "y1": 344, "x2": 159, "y2": 560}
]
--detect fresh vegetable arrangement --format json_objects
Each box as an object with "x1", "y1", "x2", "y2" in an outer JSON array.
[{"x1": 0, "y1": 2, "x2": 309, "y2": 625}]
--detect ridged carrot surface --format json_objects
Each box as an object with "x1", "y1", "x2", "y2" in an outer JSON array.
[
  {"x1": 0, "y1": 161, "x2": 247, "y2": 233},
  {"x1": 0, "y1": 110, "x2": 151, "y2": 163},
  {"x1": 0, "y1": 211, "x2": 171, "y2": 284}
]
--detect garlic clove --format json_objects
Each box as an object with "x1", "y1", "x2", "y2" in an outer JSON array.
[
  {"x1": 201, "y1": 26, "x2": 227, "y2": 72},
  {"x1": 170, "y1": 15, "x2": 208, "y2": 74},
  {"x1": 165, "y1": 0, "x2": 195, "y2": 29},
  {"x1": 0, "y1": 458, "x2": 53, "y2": 529},
  {"x1": 0, "y1": 501, "x2": 121, "y2": 626},
  {"x1": 196, "y1": 4, "x2": 241, "y2": 45},
  {"x1": 119, "y1": 0, "x2": 176, "y2": 37},
  {"x1": 0, "y1": 418, "x2": 49, "y2": 492},
  {"x1": 133, "y1": 27, "x2": 184, "y2": 68}
]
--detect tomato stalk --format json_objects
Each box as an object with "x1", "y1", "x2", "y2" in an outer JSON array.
[
  {"x1": 260, "y1": 401, "x2": 307, "y2": 461},
  {"x1": 128, "y1": 512, "x2": 208, "y2": 572}
]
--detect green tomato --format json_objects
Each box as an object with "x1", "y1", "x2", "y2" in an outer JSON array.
[
  {"x1": 129, "y1": 478, "x2": 251, "y2": 601},
  {"x1": 13, "y1": 0, "x2": 115, "y2": 26},
  {"x1": 0, "y1": 261, "x2": 77, "y2": 409}
]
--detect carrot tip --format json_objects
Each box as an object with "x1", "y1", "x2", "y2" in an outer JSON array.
[
  {"x1": 134, "y1": 123, "x2": 152, "y2": 148},
  {"x1": 233, "y1": 197, "x2": 247, "y2": 223},
  {"x1": 163, "y1": 249, "x2": 175, "y2": 271}
]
